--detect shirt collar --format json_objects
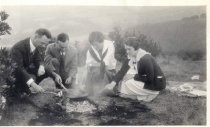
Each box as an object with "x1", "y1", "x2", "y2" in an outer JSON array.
[
  {"x1": 91, "y1": 40, "x2": 110, "y2": 54},
  {"x1": 30, "y1": 38, "x2": 36, "y2": 53},
  {"x1": 135, "y1": 48, "x2": 151, "y2": 62}
]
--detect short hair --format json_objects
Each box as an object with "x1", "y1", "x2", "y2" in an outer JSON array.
[
  {"x1": 35, "y1": 28, "x2": 52, "y2": 39},
  {"x1": 57, "y1": 33, "x2": 69, "y2": 43},
  {"x1": 124, "y1": 37, "x2": 139, "y2": 50},
  {"x1": 89, "y1": 31, "x2": 104, "y2": 44}
]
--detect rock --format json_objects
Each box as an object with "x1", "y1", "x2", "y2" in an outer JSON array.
[
  {"x1": 191, "y1": 75, "x2": 200, "y2": 80},
  {"x1": 29, "y1": 78, "x2": 62, "y2": 108},
  {"x1": 167, "y1": 81, "x2": 206, "y2": 97}
]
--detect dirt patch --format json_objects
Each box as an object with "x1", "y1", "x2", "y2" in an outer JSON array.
[{"x1": 0, "y1": 88, "x2": 206, "y2": 126}]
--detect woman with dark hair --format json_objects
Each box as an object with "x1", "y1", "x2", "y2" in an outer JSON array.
[
  {"x1": 85, "y1": 31, "x2": 117, "y2": 96},
  {"x1": 105, "y1": 37, "x2": 166, "y2": 101}
]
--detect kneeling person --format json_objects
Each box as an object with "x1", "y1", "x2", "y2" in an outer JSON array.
[
  {"x1": 11, "y1": 28, "x2": 52, "y2": 95},
  {"x1": 45, "y1": 33, "x2": 78, "y2": 89}
]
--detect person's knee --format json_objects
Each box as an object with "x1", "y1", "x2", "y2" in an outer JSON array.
[{"x1": 52, "y1": 58, "x2": 60, "y2": 66}]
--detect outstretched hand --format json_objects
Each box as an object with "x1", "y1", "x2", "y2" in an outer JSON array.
[
  {"x1": 55, "y1": 74, "x2": 62, "y2": 85},
  {"x1": 31, "y1": 82, "x2": 45, "y2": 93},
  {"x1": 65, "y1": 76, "x2": 72, "y2": 85}
]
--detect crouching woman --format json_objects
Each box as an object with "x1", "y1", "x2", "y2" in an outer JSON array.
[{"x1": 106, "y1": 37, "x2": 166, "y2": 102}]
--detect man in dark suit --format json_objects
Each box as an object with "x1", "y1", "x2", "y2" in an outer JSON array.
[
  {"x1": 44, "y1": 33, "x2": 78, "y2": 89},
  {"x1": 10, "y1": 28, "x2": 52, "y2": 95}
]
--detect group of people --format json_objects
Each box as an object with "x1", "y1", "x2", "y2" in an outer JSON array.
[{"x1": 10, "y1": 28, "x2": 166, "y2": 103}]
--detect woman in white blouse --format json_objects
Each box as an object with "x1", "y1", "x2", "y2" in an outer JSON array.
[
  {"x1": 85, "y1": 31, "x2": 117, "y2": 96},
  {"x1": 105, "y1": 37, "x2": 166, "y2": 102}
]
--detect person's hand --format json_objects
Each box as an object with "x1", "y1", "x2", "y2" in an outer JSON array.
[
  {"x1": 113, "y1": 81, "x2": 121, "y2": 95},
  {"x1": 55, "y1": 74, "x2": 62, "y2": 85},
  {"x1": 37, "y1": 65, "x2": 45, "y2": 76},
  {"x1": 123, "y1": 74, "x2": 135, "y2": 81},
  {"x1": 30, "y1": 82, "x2": 45, "y2": 93},
  {"x1": 65, "y1": 76, "x2": 72, "y2": 85},
  {"x1": 105, "y1": 81, "x2": 116, "y2": 90}
]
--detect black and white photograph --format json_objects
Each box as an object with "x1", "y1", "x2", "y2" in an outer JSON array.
[{"x1": 0, "y1": 0, "x2": 207, "y2": 126}]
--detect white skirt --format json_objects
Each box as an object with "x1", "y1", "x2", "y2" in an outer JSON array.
[{"x1": 120, "y1": 79, "x2": 159, "y2": 102}]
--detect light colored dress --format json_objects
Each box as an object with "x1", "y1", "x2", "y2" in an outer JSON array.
[
  {"x1": 119, "y1": 48, "x2": 159, "y2": 102},
  {"x1": 85, "y1": 40, "x2": 117, "y2": 95}
]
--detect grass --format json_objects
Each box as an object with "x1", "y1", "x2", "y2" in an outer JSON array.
[
  {"x1": 0, "y1": 55, "x2": 206, "y2": 125},
  {"x1": 145, "y1": 90, "x2": 206, "y2": 125},
  {"x1": 156, "y1": 55, "x2": 206, "y2": 82}
]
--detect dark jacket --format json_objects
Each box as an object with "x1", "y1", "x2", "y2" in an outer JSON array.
[
  {"x1": 10, "y1": 38, "x2": 44, "y2": 83},
  {"x1": 134, "y1": 54, "x2": 166, "y2": 91},
  {"x1": 114, "y1": 54, "x2": 166, "y2": 91}
]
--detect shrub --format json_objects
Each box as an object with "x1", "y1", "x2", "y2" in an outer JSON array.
[
  {"x1": 109, "y1": 26, "x2": 162, "y2": 62},
  {"x1": 177, "y1": 50, "x2": 206, "y2": 61},
  {"x1": 109, "y1": 27, "x2": 127, "y2": 62},
  {"x1": 0, "y1": 48, "x2": 16, "y2": 94},
  {"x1": 0, "y1": 11, "x2": 11, "y2": 37}
]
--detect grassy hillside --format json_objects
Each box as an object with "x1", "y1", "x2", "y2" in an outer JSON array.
[{"x1": 135, "y1": 17, "x2": 206, "y2": 54}]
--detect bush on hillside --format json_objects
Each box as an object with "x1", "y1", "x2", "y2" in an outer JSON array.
[
  {"x1": 109, "y1": 27, "x2": 127, "y2": 62},
  {"x1": 0, "y1": 11, "x2": 11, "y2": 37},
  {"x1": 0, "y1": 48, "x2": 16, "y2": 94},
  {"x1": 178, "y1": 50, "x2": 206, "y2": 61},
  {"x1": 109, "y1": 26, "x2": 162, "y2": 62}
]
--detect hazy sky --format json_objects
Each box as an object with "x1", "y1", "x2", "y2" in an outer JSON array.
[{"x1": 0, "y1": 6, "x2": 206, "y2": 46}]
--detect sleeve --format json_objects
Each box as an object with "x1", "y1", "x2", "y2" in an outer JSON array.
[
  {"x1": 34, "y1": 47, "x2": 45, "y2": 67},
  {"x1": 44, "y1": 45, "x2": 56, "y2": 77},
  {"x1": 11, "y1": 48, "x2": 32, "y2": 83},
  {"x1": 138, "y1": 56, "x2": 155, "y2": 89},
  {"x1": 26, "y1": 78, "x2": 34, "y2": 85},
  {"x1": 44, "y1": 45, "x2": 53, "y2": 65},
  {"x1": 114, "y1": 59, "x2": 130, "y2": 84}
]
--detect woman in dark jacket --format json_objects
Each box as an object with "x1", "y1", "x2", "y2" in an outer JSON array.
[{"x1": 105, "y1": 37, "x2": 166, "y2": 101}]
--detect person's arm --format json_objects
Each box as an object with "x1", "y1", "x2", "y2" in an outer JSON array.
[
  {"x1": 34, "y1": 47, "x2": 45, "y2": 68},
  {"x1": 44, "y1": 45, "x2": 54, "y2": 66},
  {"x1": 114, "y1": 59, "x2": 130, "y2": 84},
  {"x1": 11, "y1": 48, "x2": 32, "y2": 83},
  {"x1": 138, "y1": 55, "x2": 155, "y2": 90},
  {"x1": 11, "y1": 48, "x2": 45, "y2": 92},
  {"x1": 44, "y1": 45, "x2": 57, "y2": 78},
  {"x1": 105, "y1": 59, "x2": 130, "y2": 94}
]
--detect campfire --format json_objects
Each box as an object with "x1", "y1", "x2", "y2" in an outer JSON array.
[{"x1": 66, "y1": 100, "x2": 97, "y2": 113}]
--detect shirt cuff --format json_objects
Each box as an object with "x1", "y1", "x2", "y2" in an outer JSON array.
[
  {"x1": 26, "y1": 78, "x2": 34, "y2": 86},
  {"x1": 40, "y1": 65, "x2": 45, "y2": 69}
]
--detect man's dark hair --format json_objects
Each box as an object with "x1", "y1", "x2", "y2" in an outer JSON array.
[
  {"x1": 124, "y1": 37, "x2": 139, "y2": 50},
  {"x1": 35, "y1": 28, "x2": 52, "y2": 39},
  {"x1": 57, "y1": 33, "x2": 69, "y2": 43},
  {"x1": 89, "y1": 31, "x2": 104, "y2": 44}
]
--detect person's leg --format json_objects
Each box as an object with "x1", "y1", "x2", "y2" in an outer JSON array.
[
  {"x1": 13, "y1": 81, "x2": 31, "y2": 96},
  {"x1": 35, "y1": 73, "x2": 49, "y2": 84},
  {"x1": 50, "y1": 58, "x2": 62, "y2": 89},
  {"x1": 55, "y1": 82, "x2": 63, "y2": 89},
  {"x1": 86, "y1": 75, "x2": 94, "y2": 96},
  {"x1": 13, "y1": 70, "x2": 32, "y2": 96}
]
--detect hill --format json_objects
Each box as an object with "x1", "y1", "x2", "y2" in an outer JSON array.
[{"x1": 135, "y1": 15, "x2": 206, "y2": 53}]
